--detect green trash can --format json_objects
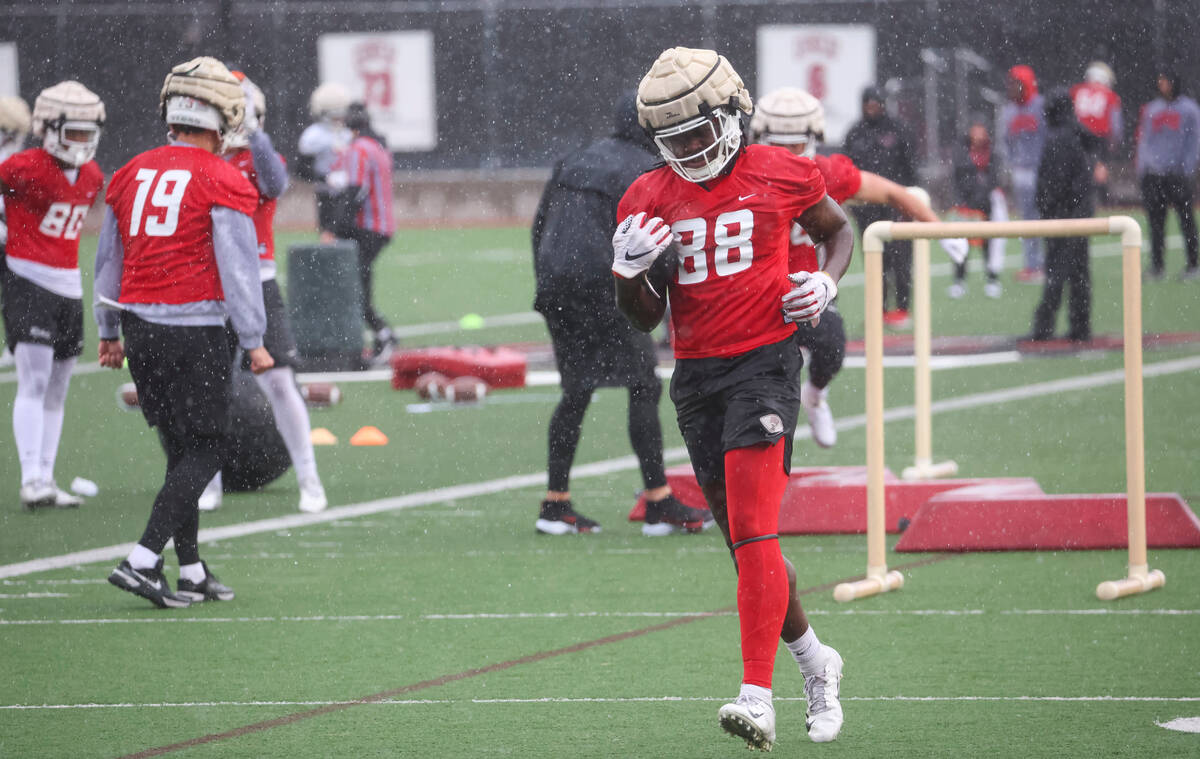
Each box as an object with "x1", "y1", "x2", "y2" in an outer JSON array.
[{"x1": 286, "y1": 240, "x2": 362, "y2": 371}]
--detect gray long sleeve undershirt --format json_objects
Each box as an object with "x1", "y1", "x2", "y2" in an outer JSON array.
[
  {"x1": 93, "y1": 205, "x2": 266, "y2": 349},
  {"x1": 248, "y1": 130, "x2": 289, "y2": 199}
]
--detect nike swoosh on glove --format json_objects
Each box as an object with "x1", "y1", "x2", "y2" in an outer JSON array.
[
  {"x1": 939, "y1": 237, "x2": 969, "y2": 266},
  {"x1": 612, "y1": 212, "x2": 672, "y2": 279},
  {"x1": 782, "y1": 270, "x2": 838, "y2": 326}
]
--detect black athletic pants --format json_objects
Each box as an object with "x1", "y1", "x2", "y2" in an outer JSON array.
[
  {"x1": 852, "y1": 205, "x2": 912, "y2": 311},
  {"x1": 122, "y1": 314, "x2": 231, "y2": 564},
  {"x1": 348, "y1": 227, "x2": 392, "y2": 334},
  {"x1": 547, "y1": 380, "x2": 667, "y2": 494},
  {"x1": 1141, "y1": 173, "x2": 1200, "y2": 273},
  {"x1": 1031, "y1": 237, "x2": 1091, "y2": 341}
]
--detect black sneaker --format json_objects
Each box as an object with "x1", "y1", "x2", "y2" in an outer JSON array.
[
  {"x1": 176, "y1": 561, "x2": 235, "y2": 602},
  {"x1": 535, "y1": 500, "x2": 601, "y2": 535},
  {"x1": 642, "y1": 495, "x2": 716, "y2": 536},
  {"x1": 108, "y1": 557, "x2": 191, "y2": 609}
]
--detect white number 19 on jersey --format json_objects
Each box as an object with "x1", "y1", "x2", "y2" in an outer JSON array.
[{"x1": 129, "y1": 168, "x2": 192, "y2": 237}]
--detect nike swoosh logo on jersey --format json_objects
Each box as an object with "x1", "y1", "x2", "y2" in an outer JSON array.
[{"x1": 739, "y1": 193, "x2": 757, "y2": 201}]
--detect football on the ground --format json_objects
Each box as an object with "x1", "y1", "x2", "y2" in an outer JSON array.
[
  {"x1": 445, "y1": 376, "x2": 489, "y2": 403},
  {"x1": 300, "y1": 382, "x2": 342, "y2": 407},
  {"x1": 116, "y1": 383, "x2": 140, "y2": 411},
  {"x1": 414, "y1": 371, "x2": 450, "y2": 400}
]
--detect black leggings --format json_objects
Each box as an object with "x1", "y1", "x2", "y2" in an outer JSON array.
[
  {"x1": 547, "y1": 380, "x2": 666, "y2": 493},
  {"x1": 349, "y1": 228, "x2": 392, "y2": 334},
  {"x1": 139, "y1": 429, "x2": 223, "y2": 565},
  {"x1": 1141, "y1": 173, "x2": 1200, "y2": 272},
  {"x1": 793, "y1": 306, "x2": 845, "y2": 389}
]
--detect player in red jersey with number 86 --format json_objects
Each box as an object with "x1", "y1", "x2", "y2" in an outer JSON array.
[{"x1": 613, "y1": 47, "x2": 852, "y2": 750}]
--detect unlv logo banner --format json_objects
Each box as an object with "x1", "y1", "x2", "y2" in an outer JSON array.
[
  {"x1": 318, "y1": 30, "x2": 437, "y2": 151},
  {"x1": 757, "y1": 25, "x2": 876, "y2": 147}
]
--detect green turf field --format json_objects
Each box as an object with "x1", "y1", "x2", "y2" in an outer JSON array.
[{"x1": 1, "y1": 214, "x2": 1198, "y2": 757}]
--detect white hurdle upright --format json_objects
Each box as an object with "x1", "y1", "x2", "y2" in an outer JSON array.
[
  {"x1": 902, "y1": 187, "x2": 959, "y2": 481},
  {"x1": 833, "y1": 216, "x2": 1164, "y2": 603}
]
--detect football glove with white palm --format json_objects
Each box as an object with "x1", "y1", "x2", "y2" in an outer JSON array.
[
  {"x1": 782, "y1": 270, "x2": 838, "y2": 325},
  {"x1": 612, "y1": 212, "x2": 672, "y2": 279}
]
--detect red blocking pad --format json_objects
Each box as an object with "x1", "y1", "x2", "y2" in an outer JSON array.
[
  {"x1": 894, "y1": 492, "x2": 1200, "y2": 552},
  {"x1": 391, "y1": 346, "x2": 526, "y2": 389}
]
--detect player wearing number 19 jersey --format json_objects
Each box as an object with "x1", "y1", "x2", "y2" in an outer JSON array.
[
  {"x1": 96, "y1": 56, "x2": 269, "y2": 610},
  {"x1": 0, "y1": 81, "x2": 105, "y2": 509},
  {"x1": 614, "y1": 48, "x2": 853, "y2": 750}
]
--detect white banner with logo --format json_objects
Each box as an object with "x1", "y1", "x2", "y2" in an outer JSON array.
[
  {"x1": 317, "y1": 30, "x2": 437, "y2": 151},
  {"x1": 756, "y1": 25, "x2": 877, "y2": 146},
  {"x1": 0, "y1": 43, "x2": 19, "y2": 96}
]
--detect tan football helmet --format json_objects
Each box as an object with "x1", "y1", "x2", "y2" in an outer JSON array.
[
  {"x1": 160, "y1": 56, "x2": 245, "y2": 150},
  {"x1": 749, "y1": 87, "x2": 826, "y2": 158},
  {"x1": 309, "y1": 82, "x2": 351, "y2": 122},
  {"x1": 32, "y1": 81, "x2": 105, "y2": 167},
  {"x1": 636, "y1": 47, "x2": 753, "y2": 182},
  {"x1": 1085, "y1": 61, "x2": 1115, "y2": 88}
]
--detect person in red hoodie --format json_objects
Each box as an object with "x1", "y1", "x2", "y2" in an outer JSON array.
[
  {"x1": 0, "y1": 81, "x2": 105, "y2": 509},
  {"x1": 96, "y1": 57, "x2": 271, "y2": 609}
]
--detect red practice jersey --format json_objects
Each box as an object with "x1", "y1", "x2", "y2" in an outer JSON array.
[
  {"x1": 0, "y1": 148, "x2": 104, "y2": 269},
  {"x1": 106, "y1": 144, "x2": 258, "y2": 305},
  {"x1": 618, "y1": 144, "x2": 827, "y2": 359},
  {"x1": 226, "y1": 147, "x2": 284, "y2": 262},
  {"x1": 789, "y1": 153, "x2": 862, "y2": 272},
  {"x1": 1070, "y1": 81, "x2": 1122, "y2": 142}
]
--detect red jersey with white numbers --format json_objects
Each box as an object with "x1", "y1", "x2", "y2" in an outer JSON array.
[
  {"x1": 1070, "y1": 81, "x2": 1122, "y2": 141},
  {"x1": 618, "y1": 145, "x2": 827, "y2": 359},
  {"x1": 0, "y1": 148, "x2": 103, "y2": 269},
  {"x1": 106, "y1": 144, "x2": 258, "y2": 305},
  {"x1": 226, "y1": 147, "x2": 283, "y2": 261},
  {"x1": 789, "y1": 153, "x2": 862, "y2": 272}
]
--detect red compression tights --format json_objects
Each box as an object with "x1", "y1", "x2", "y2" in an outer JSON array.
[{"x1": 725, "y1": 439, "x2": 790, "y2": 689}]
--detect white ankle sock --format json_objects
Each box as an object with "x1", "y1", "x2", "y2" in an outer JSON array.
[
  {"x1": 179, "y1": 562, "x2": 206, "y2": 583},
  {"x1": 127, "y1": 544, "x2": 159, "y2": 570},
  {"x1": 786, "y1": 626, "x2": 823, "y2": 673},
  {"x1": 740, "y1": 683, "x2": 772, "y2": 702}
]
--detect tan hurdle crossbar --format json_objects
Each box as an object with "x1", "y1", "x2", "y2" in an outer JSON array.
[{"x1": 833, "y1": 216, "x2": 1164, "y2": 603}]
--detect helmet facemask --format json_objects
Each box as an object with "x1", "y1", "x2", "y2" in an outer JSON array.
[
  {"x1": 653, "y1": 106, "x2": 743, "y2": 183},
  {"x1": 42, "y1": 118, "x2": 102, "y2": 167},
  {"x1": 32, "y1": 81, "x2": 105, "y2": 168}
]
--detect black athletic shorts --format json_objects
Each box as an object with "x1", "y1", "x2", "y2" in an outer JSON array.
[
  {"x1": 121, "y1": 312, "x2": 233, "y2": 440},
  {"x1": 0, "y1": 268, "x2": 84, "y2": 360},
  {"x1": 239, "y1": 278, "x2": 298, "y2": 370},
  {"x1": 670, "y1": 332, "x2": 803, "y2": 486}
]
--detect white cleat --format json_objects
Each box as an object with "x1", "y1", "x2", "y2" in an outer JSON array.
[
  {"x1": 299, "y1": 477, "x2": 328, "y2": 513},
  {"x1": 51, "y1": 483, "x2": 83, "y2": 508},
  {"x1": 804, "y1": 645, "x2": 844, "y2": 743},
  {"x1": 801, "y1": 381, "x2": 837, "y2": 448},
  {"x1": 718, "y1": 693, "x2": 776, "y2": 752},
  {"x1": 19, "y1": 481, "x2": 57, "y2": 510},
  {"x1": 947, "y1": 281, "x2": 967, "y2": 299},
  {"x1": 984, "y1": 280, "x2": 1003, "y2": 299}
]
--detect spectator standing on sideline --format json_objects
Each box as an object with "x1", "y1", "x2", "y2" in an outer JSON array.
[
  {"x1": 97, "y1": 57, "x2": 271, "y2": 608},
  {"x1": 327, "y1": 103, "x2": 397, "y2": 362},
  {"x1": 615, "y1": 47, "x2": 850, "y2": 750},
  {"x1": 842, "y1": 86, "x2": 917, "y2": 328},
  {"x1": 530, "y1": 90, "x2": 714, "y2": 536},
  {"x1": 1136, "y1": 70, "x2": 1200, "y2": 281},
  {"x1": 0, "y1": 95, "x2": 32, "y2": 369},
  {"x1": 1071, "y1": 61, "x2": 1123, "y2": 201},
  {"x1": 1000, "y1": 64, "x2": 1047, "y2": 284},
  {"x1": 297, "y1": 82, "x2": 352, "y2": 237},
  {"x1": 194, "y1": 71, "x2": 328, "y2": 514},
  {"x1": 949, "y1": 115, "x2": 1006, "y2": 299},
  {"x1": 1, "y1": 82, "x2": 105, "y2": 509},
  {"x1": 1028, "y1": 89, "x2": 1098, "y2": 342}
]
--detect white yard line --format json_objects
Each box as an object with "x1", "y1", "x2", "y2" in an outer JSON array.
[
  {"x1": 3, "y1": 694, "x2": 1198, "y2": 710},
  {"x1": 2, "y1": 353, "x2": 1198, "y2": 582},
  {"x1": 4, "y1": 608, "x2": 1197, "y2": 627}
]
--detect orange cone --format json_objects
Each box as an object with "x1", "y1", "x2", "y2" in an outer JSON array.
[
  {"x1": 310, "y1": 427, "x2": 338, "y2": 446},
  {"x1": 350, "y1": 425, "x2": 388, "y2": 446}
]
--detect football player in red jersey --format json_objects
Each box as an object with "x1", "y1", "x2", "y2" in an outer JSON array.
[
  {"x1": 0, "y1": 94, "x2": 32, "y2": 370},
  {"x1": 95, "y1": 57, "x2": 272, "y2": 609},
  {"x1": 0, "y1": 82, "x2": 105, "y2": 509},
  {"x1": 613, "y1": 48, "x2": 853, "y2": 750},
  {"x1": 749, "y1": 87, "x2": 967, "y2": 449},
  {"x1": 191, "y1": 70, "x2": 327, "y2": 515}
]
